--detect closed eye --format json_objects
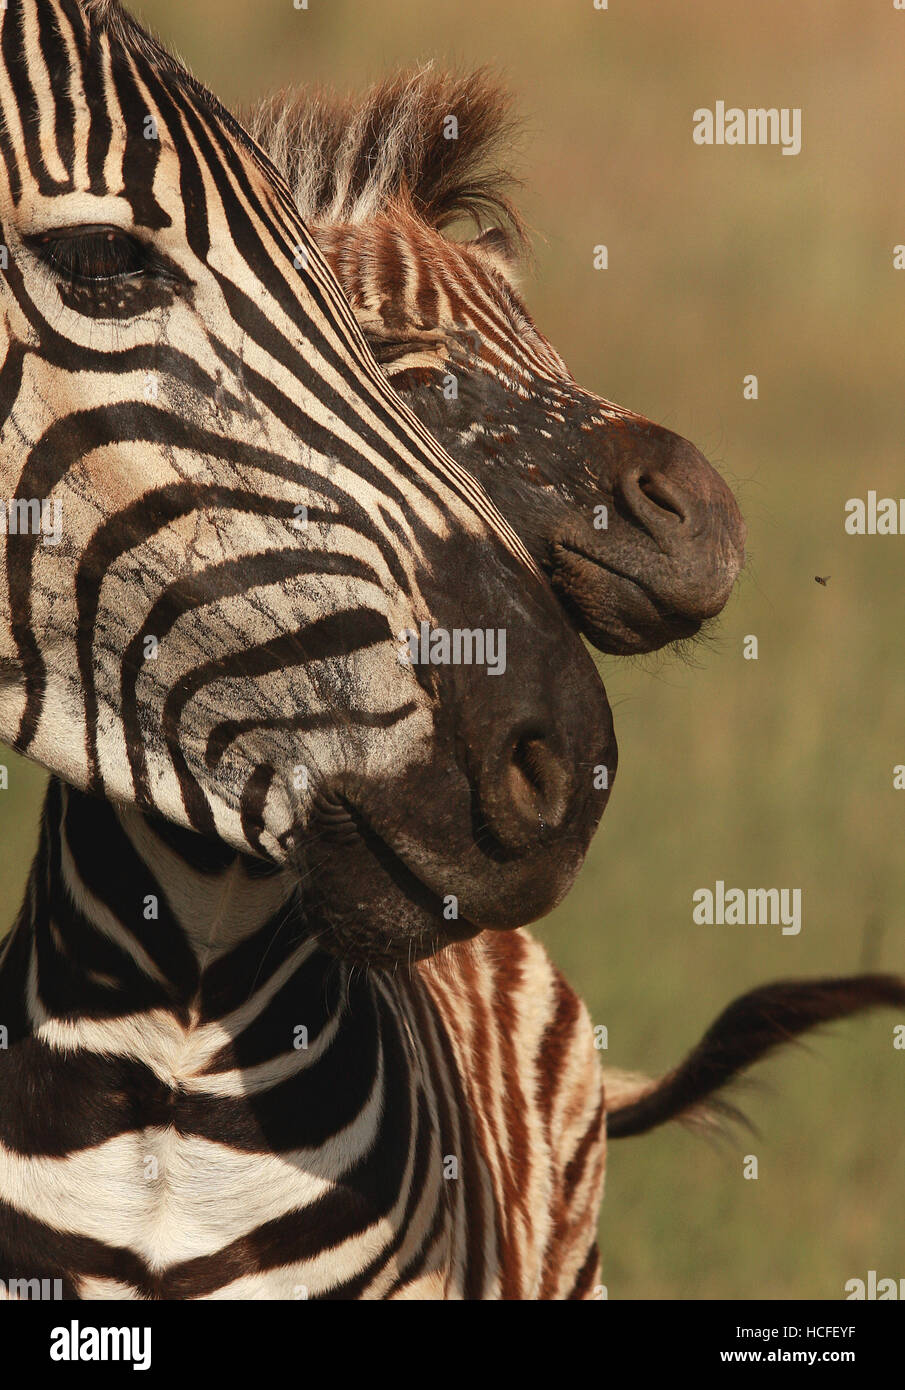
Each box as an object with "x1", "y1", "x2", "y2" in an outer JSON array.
[
  {"x1": 363, "y1": 326, "x2": 458, "y2": 372},
  {"x1": 28, "y1": 225, "x2": 149, "y2": 283}
]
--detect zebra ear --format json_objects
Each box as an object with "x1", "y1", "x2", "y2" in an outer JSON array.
[{"x1": 467, "y1": 227, "x2": 521, "y2": 282}]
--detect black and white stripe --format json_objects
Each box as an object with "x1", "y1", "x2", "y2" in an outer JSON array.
[{"x1": 0, "y1": 1, "x2": 614, "y2": 1299}]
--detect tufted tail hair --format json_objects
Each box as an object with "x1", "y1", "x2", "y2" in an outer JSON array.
[{"x1": 605, "y1": 974, "x2": 905, "y2": 1138}]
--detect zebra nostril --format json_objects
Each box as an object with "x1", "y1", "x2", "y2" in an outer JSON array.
[
  {"x1": 636, "y1": 472, "x2": 688, "y2": 523},
  {"x1": 508, "y1": 734, "x2": 569, "y2": 831},
  {"x1": 622, "y1": 468, "x2": 692, "y2": 535},
  {"x1": 478, "y1": 723, "x2": 571, "y2": 852}
]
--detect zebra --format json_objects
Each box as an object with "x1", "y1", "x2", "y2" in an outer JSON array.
[
  {"x1": 0, "y1": 4, "x2": 897, "y2": 1301},
  {"x1": 0, "y1": 0, "x2": 620, "y2": 1299},
  {"x1": 249, "y1": 70, "x2": 905, "y2": 1137},
  {"x1": 248, "y1": 68, "x2": 749, "y2": 658}
]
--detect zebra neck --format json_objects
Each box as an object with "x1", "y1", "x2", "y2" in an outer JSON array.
[{"x1": 8, "y1": 778, "x2": 307, "y2": 1020}]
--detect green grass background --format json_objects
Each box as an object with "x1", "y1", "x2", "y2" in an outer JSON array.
[{"x1": 1, "y1": 0, "x2": 903, "y2": 1298}]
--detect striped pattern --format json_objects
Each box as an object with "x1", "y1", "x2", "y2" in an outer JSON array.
[
  {"x1": 318, "y1": 209, "x2": 574, "y2": 388},
  {"x1": 0, "y1": 781, "x2": 605, "y2": 1299},
  {"x1": 0, "y1": 1, "x2": 542, "y2": 862},
  {"x1": 0, "y1": 3, "x2": 609, "y2": 1299},
  {"x1": 248, "y1": 69, "x2": 635, "y2": 410}
]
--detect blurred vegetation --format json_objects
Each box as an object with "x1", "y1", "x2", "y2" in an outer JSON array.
[{"x1": 2, "y1": 0, "x2": 903, "y2": 1298}]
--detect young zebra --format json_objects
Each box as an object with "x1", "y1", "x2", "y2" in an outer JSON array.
[
  {"x1": 250, "y1": 71, "x2": 905, "y2": 1139},
  {"x1": 249, "y1": 69, "x2": 749, "y2": 658},
  {"x1": 0, "y1": 1, "x2": 616, "y2": 1299}
]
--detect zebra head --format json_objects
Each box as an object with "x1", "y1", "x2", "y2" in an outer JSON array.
[
  {"x1": 250, "y1": 70, "x2": 747, "y2": 656},
  {"x1": 0, "y1": 1, "x2": 614, "y2": 964}
]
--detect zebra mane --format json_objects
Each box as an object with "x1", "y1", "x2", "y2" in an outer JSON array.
[
  {"x1": 247, "y1": 68, "x2": 528, "y2": 254},
  {"x1": 81, "y1": 0, "x2": 150, "y2": 49},
  {"x1": 80, "y1": 1, "x2": 203, "y2": 79},
  {"x1": 81, "y1": 0, "x2": 118, "y2": 20},
  {"x1": 79, "y1": 1, "x2": 271, "y2": 167}
]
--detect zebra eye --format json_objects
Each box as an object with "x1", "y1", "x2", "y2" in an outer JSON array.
[{"x1": 31, "y1": 226, "x2": 148, "y2": 283}]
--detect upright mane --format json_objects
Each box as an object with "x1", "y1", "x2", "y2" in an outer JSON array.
[
  {"x1": 81, "y1": 0, "x2": 264, "y2": 161},
  {"x1": 247, "y1": 67, "x2": 528, "y2": 253},
  {"x1": 81, "y1": 0, "x2": 179, "y2": 64}
]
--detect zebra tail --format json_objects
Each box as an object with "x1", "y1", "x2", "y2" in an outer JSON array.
[{"x1": 604, "y1": 973, "x2": 905, "y2": 1140}]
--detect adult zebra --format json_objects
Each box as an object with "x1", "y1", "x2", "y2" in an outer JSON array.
[{"x1": 0, "y1": 0, "x2": 617, "y2": 1299}]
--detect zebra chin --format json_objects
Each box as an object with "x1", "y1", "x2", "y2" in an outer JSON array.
[
  {"x1": 547, "y1": 544, "x2": 708, "y2": 656},
  {"x1": 296, "y1": 751, "x2": 616, "y2": 965},
  {"x1": 296, "y1": 831, "x2": 583, "y2": 967},
  {"x1": 299, "y1": 836, "x2": 486, "y2": 966}
]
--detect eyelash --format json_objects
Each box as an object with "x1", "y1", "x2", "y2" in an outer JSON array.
[{"x1": 29, "y1": 225, "x2": 150, "y2": 284}]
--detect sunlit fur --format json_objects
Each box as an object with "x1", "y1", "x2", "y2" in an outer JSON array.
[
  {"x1": 248, "y1": 69, "x2": 748, "y2": 658},
  {"x1": 0, "y1": 1, "x2": 612, "y2": 1299}
]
